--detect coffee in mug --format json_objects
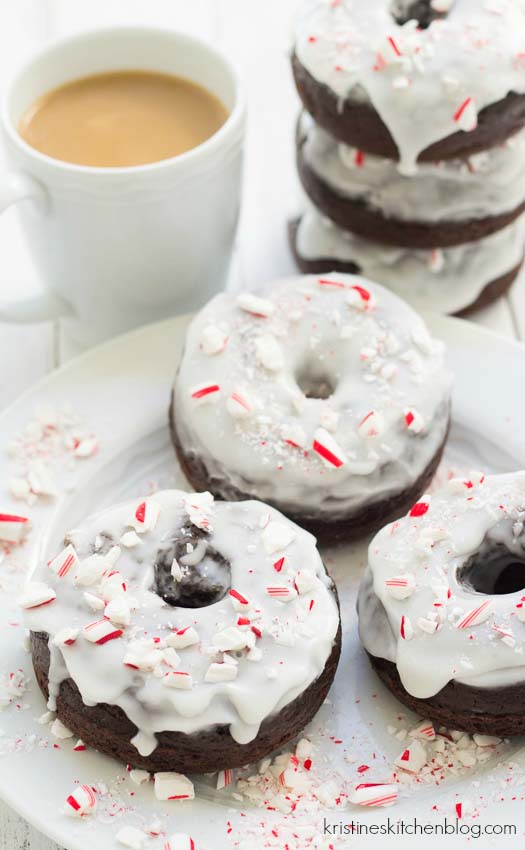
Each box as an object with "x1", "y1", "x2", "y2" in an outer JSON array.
[{"x1": 18, "y1": 70, "x2": 229, "y2": 167}]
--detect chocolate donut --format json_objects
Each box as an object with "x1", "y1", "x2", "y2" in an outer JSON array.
[
  {"x1": 296, "y1": 115, "x2": 525, "y2": 249},
  {"x1": 357, "y1": 471, "x2": 525, "y2": 736},
  {"x1": 20, "y1": 491, "x2": 341, "y2": 773},
  {"x1": 171, "y1": 274, "x2": 452, "y2": 542},
  {"x1": 289, "y1": 211, "x2": 525, "y2": 317},
  {"x1": 292, "y1": 0, "x2": 525, "y2": 173}
]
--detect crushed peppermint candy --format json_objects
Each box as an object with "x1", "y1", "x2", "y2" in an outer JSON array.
[{"x1": 154, "y1": 772, "x2": 195, "y2": 801}]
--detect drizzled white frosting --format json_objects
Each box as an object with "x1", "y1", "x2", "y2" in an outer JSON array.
[
  {"x1": 358, "y1": 472, "x2": 525, "y2": 697},
  {"x1": 300, "y1": 115, "x2": 525, "y2": 223},
  {"x1": 295, "y1": 208, "x2": 525, "y2": 315},
  {"x1": 22, "y1": 491, "x2": 339, "y2": 754},
  {"x1": 173, "y1": 275, "x2": 451, "y2": 520},
  {"x1": 294, "y1": 0, "x2": 525, "y2": 173}
]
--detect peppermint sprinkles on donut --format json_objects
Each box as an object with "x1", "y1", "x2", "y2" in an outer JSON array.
[
  {"x1": 174, "y1": 273, "x2": 451, "y2": 534},
  {"x1": 360, "y1": 471, "x2": 525, "y2": 722}
]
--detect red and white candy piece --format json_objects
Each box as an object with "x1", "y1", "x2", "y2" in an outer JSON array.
[
  {"x1": 129, "y1": 499, "x2": 160, "y2": 534},
  {"x1": 100, "y1": 570, "x2": 127, "y2": 601},
  {"x1": 345, "y1": 284, "x2": 375, "y2": 311},
  {"x1": 409, "y1": 499, "x2": 430, "y2": 518},
  {"x1": 18, "y1": 582, "x2": 56, "y2": 610},
  {"x1": 105, "y1": 597, "x2": 131, "y2": 627},
  {"x1": 154, "y1": 772, "x2": 195, "y2": 801},
  {"x1": 183, "y1": 491, "x2": 214, "y2": 530},
  {"x1": 73, "y1": 739, "x2": 86, "y2": 752},
  {"x1": 262, "y1": 520, "x2": 296, "y2": 554},
  {"x1": 404, "y1": 409, "x2": 425, "y2": 434},
  {"x1": 229, "y1": 588, "x2": 251, "y2": 612},
  {"x1": 281, "y1": 423, "x2": 307, "y2": 449},
  {"x1": 48, "y1": 544, "x2": 79, "y2": 579},
  {"x1": 357, "y1": 411, "x2": 384, "y2": 439},
  {"x1": 213, "y1": 626, "x2": 248, "y2": 651},
  {"x1": 200, "y1": 324, "x2": 228, "y2": 356},
  {"x1": 266, "y1": 585, "x2": 297, "y2": 602},
  {"x1": 418, "y1": 616, "x2": 440, "y2": 635},
  {"x1": 73, "y1": 436, "x2": 99, "y2": 459},
  {"x1": 454, "y1": 97, "x2": 478, "y2": 132},
  {"x1": 312, "y1": 427, "x2": 347, "y2": 468},
  {"x1": 237, "y1": 292, "x2": 274, "y2": 318},
  {"x1": 52, "y1": 627, "x2": 79, "y2": 647},
  {"x1": 410, "y1": 720, "x2": 436, "y2": 741},
  {"x1": 189, "y1": 382, "x2": 221, "y2": 403},
  {"x1": 205, "y1": 661, "x2": 238, "y2": 683},
  {"x1": 0, "y1": 512, "x2": 30, "y2": 544},
  {"x1": 83, "y1": 617, "x2": 123, "y2": 645},
  {"x1": 216, "y1": 768, "x2": 234, "y2": 790},
  {"x1": 124, "y1": 639, "x2": 162, "y2": 671},
  {"x1": 226, "y1": 390, "x2": 253, "y2": 419},
  {"x1": 385, "y1": 574, "x2": 415, "y2": 600},
  {"x1": 65, "y1": 784, "x2": 97, "y2": 817},
  {"x1": 294, "y1": 570, "x2": 318, "y2": 595},
  {"x1": 400, "y1": 615, "x2": 414, "y2": 641},
  {"x1": 165, "y1": 835, "x2": 195, "y2": 850},
  {"x1": 167, "y1": 626, "x2": 199, "y2": 649},
  {"x1": 162, "y1": 671, "x2": 193, "y2": 690},
  {"x1": 456, "y1": 600, "x2": 492, "y2": 630},
  {"x1": 349, "y1": 783, "x2": 397, "y2": 808},
  {"x1": 395, "y1": 739, "x2": 427, "y2": 774}
]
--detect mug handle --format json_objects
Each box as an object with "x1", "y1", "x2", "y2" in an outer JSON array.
[{"x1": 0, "y1": 171, "x2": 70, "y2": 323}]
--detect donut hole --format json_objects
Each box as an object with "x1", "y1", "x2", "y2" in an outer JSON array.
[
  {"x1": 457, "y1": 545, "x2": 525, "y2": 596},
  {"x1": 295, "y1": 363, "x2": 336, "y2": 400},
  {"x1": 153, "y1": 529, "x2": 231, "y2": 608},
  {"x1": 391, "y1": 0, "x2": 448, "y2": 28}
]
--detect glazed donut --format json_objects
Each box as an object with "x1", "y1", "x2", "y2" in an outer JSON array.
[
  {"x1": 358, "y1": 471, "x2": 525, "y2": 736},
  {"x1": 21, "y1": 491, "x2": 341, "y2": 773},
  {"x1": 171, "y1": 274, "x2": 452, "y2": 541},
  {"x1": 296, "y1": 115, "x2": 525, "y2": 248},
  {"x1": 293, "y1": 0, "x2": 525, "y2": 173},
  {"x1": 289, "y1": 209, "x2": 525, "y2": 317}
]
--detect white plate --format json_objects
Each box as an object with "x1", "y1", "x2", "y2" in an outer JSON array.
[{"x1": 0, "y1": 313, "x2": 524, "y2": 850}]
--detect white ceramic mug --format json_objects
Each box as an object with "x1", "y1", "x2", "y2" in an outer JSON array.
[{"x1": 0, "y1": 26, "x2": 245, "y2": 351}]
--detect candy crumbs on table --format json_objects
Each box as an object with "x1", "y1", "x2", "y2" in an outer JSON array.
[
  {"x1": 349, "y1": 783, "x2": 398, "y2": 808},
  {"x1": 0, "y1": 512, "x2": 30, "y2": 545}
]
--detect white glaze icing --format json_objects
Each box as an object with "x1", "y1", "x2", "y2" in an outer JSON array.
[
  {"x1": 300, "y1": 114, "x2": 525, "y2": 223},
  {"x1": 357, "y1": 472, "x2": 525, "y2": 697},
  {"x1": 173, "y1": 275, "x2": 451, "y2": 520},
  {"x1": 295, "y1": 207, "x2": 525, "y2": 315},
  {"x1": 294, "y1": 0, "x2": 525, "y2": 173},
  {"x1": 22, "y1": 491, "x2": 339, "y2": 754}
]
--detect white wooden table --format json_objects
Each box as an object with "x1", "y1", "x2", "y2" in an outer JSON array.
[{"x1": 0, "y1": 1, "x2": 523, "y2": 847}]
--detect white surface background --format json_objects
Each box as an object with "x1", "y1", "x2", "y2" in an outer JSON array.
[{"x1": 0, "y1": 0, "x2": 524, "y2": 846}]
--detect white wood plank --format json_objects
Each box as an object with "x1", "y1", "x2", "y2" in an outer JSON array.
[
  {"x1": 47, "y1": 0, "x2": 213, "y2": 40},
  {"x1": 213, "y1": 0, "x2": 300, "y2": 292},
  {"x1": 0, "y1": 805, "x2": 61, "y2": 850},
  {"x1": 0, "y1": 0, "x2": 57, "y2": 413}
]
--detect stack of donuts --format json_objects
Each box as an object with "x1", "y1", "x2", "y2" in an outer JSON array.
[{"x1": 289, "y1": 0, "x2": 525, "y2": 316}]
